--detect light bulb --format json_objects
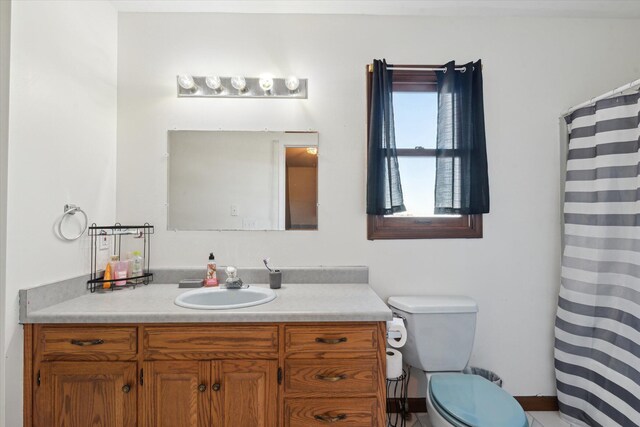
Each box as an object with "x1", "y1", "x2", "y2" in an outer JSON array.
[
  {"x1": 306, "y1": 147, "x2": 318, "y2": 155},
  {"x1": 231, "y1": 76, "x2": 246, "y2": 91},
  {"x1": 259, "y1": 75, "x2": 274, "y2": 92},
  {"x1": 285, "y1": 76, "x2": 300, "y2": 91},
  {"x1": 177, "y1": 74, "x2": 196, "y2": 90},
  {"x1": 205, "y1": 75, "x2": 222, "y2": 90}
]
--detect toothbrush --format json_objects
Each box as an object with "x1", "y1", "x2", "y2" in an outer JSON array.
[{"x1": 263, "y1": 257, "x2": 273, "y2": 272}]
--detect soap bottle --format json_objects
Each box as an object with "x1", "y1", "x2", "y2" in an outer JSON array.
[
  {"x1": 130, "y1": 251, "x2": 143, "y2": 283},
  {"x1": 204, "y1": 253, "x2": 218, "y2": 287},
  {"x1": 115, "y1": 261, "x2": 129, "y2": 286},
  {"x1": 125, "y1": 252, "x2": 133, "y2": 278},
  {"x1": 103, "y1": 257, "x2": 115, "y2": 289},
  {"x1": 107, "y1": 255, "x2": 128, "y2": 287}
]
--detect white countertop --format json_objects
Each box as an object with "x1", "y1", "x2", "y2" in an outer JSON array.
[{"x1": 23, "y1": 283, "x2": 393, "y2": 323}]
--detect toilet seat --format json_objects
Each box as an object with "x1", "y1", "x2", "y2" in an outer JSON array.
[{"x1": 428, "y1": 373, "x2": 528, "y2": 427}]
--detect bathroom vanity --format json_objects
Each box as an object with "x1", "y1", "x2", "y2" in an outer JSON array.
[{"x1": 21, "y1": 281, "x2": 391, "y2": 427}]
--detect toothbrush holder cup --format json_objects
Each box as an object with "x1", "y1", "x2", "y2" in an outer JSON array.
[{"x1": 269, "y1": 270, "x2": 282, "y2": 289}]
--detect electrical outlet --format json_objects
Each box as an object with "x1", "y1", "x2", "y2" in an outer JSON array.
[
  {"x1": 99, "y1": 232, "x2": 109, "y2": 251},
  {"x1": 230, "y1": 205, "x2": 238, "y2": 216}
]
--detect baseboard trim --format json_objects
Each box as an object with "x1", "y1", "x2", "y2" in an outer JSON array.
[
  {"x1": 388, "y1": 396, "x2": 559, "y2": 413},
  {"x1": 514, "y1": 396, "x2": 559, "y2": 411}
]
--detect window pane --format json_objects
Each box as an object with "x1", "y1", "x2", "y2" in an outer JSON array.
[
  {"x1": 393, "y1": 157, "x2": 435, "y2": 217},
  {"x1": 392, "y1": 91, "x2": 438, "y2": 149}
]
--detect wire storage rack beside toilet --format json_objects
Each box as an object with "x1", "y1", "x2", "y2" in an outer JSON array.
[
  {"x1": 87, "y1": 223, "x2": 154, "y2": 292},
  {"x1": 387, "y1": 368, "x2": 409, "y2": 427}
]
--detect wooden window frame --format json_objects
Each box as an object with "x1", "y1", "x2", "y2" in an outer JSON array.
[{"x1": 366, "y1": 65, "x2": 483, "y2": 240}]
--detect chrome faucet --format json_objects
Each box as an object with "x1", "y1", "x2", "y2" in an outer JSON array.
[{"x1": 224, "y1": 266, "x2": 245, "y2": 289}]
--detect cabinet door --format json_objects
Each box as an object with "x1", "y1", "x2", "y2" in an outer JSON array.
[
  {"x1": 34, "y1": 361, "x2": 136, "y2": 427},
  {"x1": 212, "y1": 360, "x2": 278, "y2": 427},
  {"x1": 142, "y1": 361, "x2": 210, "y2": 427}
]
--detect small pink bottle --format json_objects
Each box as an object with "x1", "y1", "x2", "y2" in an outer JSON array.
[
  {"x1": 114, "y1": 260, "x2": 129, "y2": 286},
  {"x1": 204, "y1": 253, "x2": 218, "y2": 287}
]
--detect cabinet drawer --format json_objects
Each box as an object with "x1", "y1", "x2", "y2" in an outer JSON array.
[
  {"x1": 144, "y1": 325, "x2": 278, "y2": 356},
  {"x1": 285, "y1": 325, "x2": 377, "y2": 354},
  {"x1": 285, "y1": 359, "x2": 377, "y2": 395},
  {"x1": 37, "y1": 326, "x2": 137, "y2": 359},
  {"x1": 284, "y1": 398, "x2": 378, "y2": 427}
]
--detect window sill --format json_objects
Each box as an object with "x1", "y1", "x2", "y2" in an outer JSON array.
[{"x1": 367, "y1": 214, "x2": 483, "y2": 240}]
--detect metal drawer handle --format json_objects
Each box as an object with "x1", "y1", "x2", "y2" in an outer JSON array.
[
  {"x1": 212, "y1": 383, "x2": 221, "y2": 391},
  {"x1": 315, "y1": 337, "x2": 347, "y2": 344},
  {"x1": 314, "y1": 413, "x2": 347, "y2": 423},
  {"x1": 122, "y1": 384, "x2": 131, "y2": 393},
  {"x1": 70, "y1": 339, "x2": 104, "y2": 346},
  {"x1": 315, "y1": 374, "x2": 347, "y2": 382},
  {"x1": 198, "y1": 384, "x2": 207, "y2": 392}
]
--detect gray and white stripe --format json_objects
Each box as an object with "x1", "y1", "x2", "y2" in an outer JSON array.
[{"x1": 556, "y1": 92, "x2": 640, "y2": 427}]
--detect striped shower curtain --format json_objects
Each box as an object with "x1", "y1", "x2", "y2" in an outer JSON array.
[{"x1": 556, "y1": 92, "x2": 640, "y2": 427}]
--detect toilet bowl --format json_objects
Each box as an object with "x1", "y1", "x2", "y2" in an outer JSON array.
[{"x1": 387, "y1": 296, "x2": 527, "y2": 427}]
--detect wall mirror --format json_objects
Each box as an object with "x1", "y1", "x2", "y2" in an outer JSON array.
[{"x1": 168, "y1": 130, "x2": 318, "y2": 231}]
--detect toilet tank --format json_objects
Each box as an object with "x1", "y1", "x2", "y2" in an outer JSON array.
[{"x1": 387, "y1": 296, "x2": 478, "y2": 372}]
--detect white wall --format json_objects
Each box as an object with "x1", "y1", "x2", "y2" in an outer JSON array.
[
  {"x1": 3, "y1": 2, "x2": 118, "y2": 425},
  {"x1": 117, "y1": 12, "x2": 640, "y2": 397},
  {"x1": 0, "y1": 1, "x2": 11, "y2": 425}
]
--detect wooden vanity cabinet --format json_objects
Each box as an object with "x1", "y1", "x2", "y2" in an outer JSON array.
[{"x1": 24, "y1": 322, "x2": 386, "y2": 427}]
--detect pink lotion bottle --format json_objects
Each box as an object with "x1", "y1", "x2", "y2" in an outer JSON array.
[
  {"x1": 114, "y1": 259, "x2": 129, "y2": 287},
  {"x1": 204, "y1": 253, "x2": 218, "y2": 287}
]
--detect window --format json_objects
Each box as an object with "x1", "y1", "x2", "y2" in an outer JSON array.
[{"x1": 366, "y1": 66, "x2": 483, "y2": 239}]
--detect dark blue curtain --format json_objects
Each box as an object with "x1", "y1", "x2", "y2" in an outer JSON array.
[
  {"x1": 367, "y1": 59, "x2": 405, "y2": 215},
  {"x1": 435, "y1": 60, "x2": 490, "y2": 215}
]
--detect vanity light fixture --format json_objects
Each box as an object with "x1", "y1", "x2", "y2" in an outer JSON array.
[
  {"x1": 231, "y1": 76, "x2": 247, "y2": 92},
  {"x1": 176, "y1": 75, "x2": 308, "y2": 98},
  {"x1": 177, "y1": 74, "x2": 197, "y2": 91},
  {"x1": 205, "y1": 75, "x2": 222, "y2": 91}
]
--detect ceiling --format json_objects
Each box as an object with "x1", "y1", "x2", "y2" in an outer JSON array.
[{"x1": 110, "y1": 0, "x2": 640, "y2": 19}]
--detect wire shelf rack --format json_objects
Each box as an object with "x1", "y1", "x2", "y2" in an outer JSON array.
[{"x1": 87, "y1": 223, "x2": 154, "y2": 293}]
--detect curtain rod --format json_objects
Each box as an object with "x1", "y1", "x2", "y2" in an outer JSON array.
[
  {"x1": 562, "y1": 77, "x2": 640, "y2": 117},
  {"x1": 388, "y1": 66, "x2": 458, "y2": 71},
  {"x1": 367, "y1": 64, "x2": 470, "y2": 72}
]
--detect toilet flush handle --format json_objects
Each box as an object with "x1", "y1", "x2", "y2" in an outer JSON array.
[{"x1": 391, "y1": 312, "x2": 406, "y2": 321}]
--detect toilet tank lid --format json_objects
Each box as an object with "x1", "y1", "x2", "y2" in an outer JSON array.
[{"x1": 387, "y1": 296, "x2": 478, "y2": 314}]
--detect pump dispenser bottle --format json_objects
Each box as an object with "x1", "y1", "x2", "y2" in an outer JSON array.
[{"x1": 204, "y1": 253, "x2": 218, "y2": 287}]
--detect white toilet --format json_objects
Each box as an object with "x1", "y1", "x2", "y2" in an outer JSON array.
[{"x1": 387, "y1": 295, "x2": 528, "y2": 427}]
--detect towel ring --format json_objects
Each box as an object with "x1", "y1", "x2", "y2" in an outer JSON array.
[{"x1": 58, "y1": 204, "x2": 88, "y2": 241}]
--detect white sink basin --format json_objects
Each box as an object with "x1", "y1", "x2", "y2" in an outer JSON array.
[{"x1": 174, "y1": 286, "x2": 277, "y2": 310}]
